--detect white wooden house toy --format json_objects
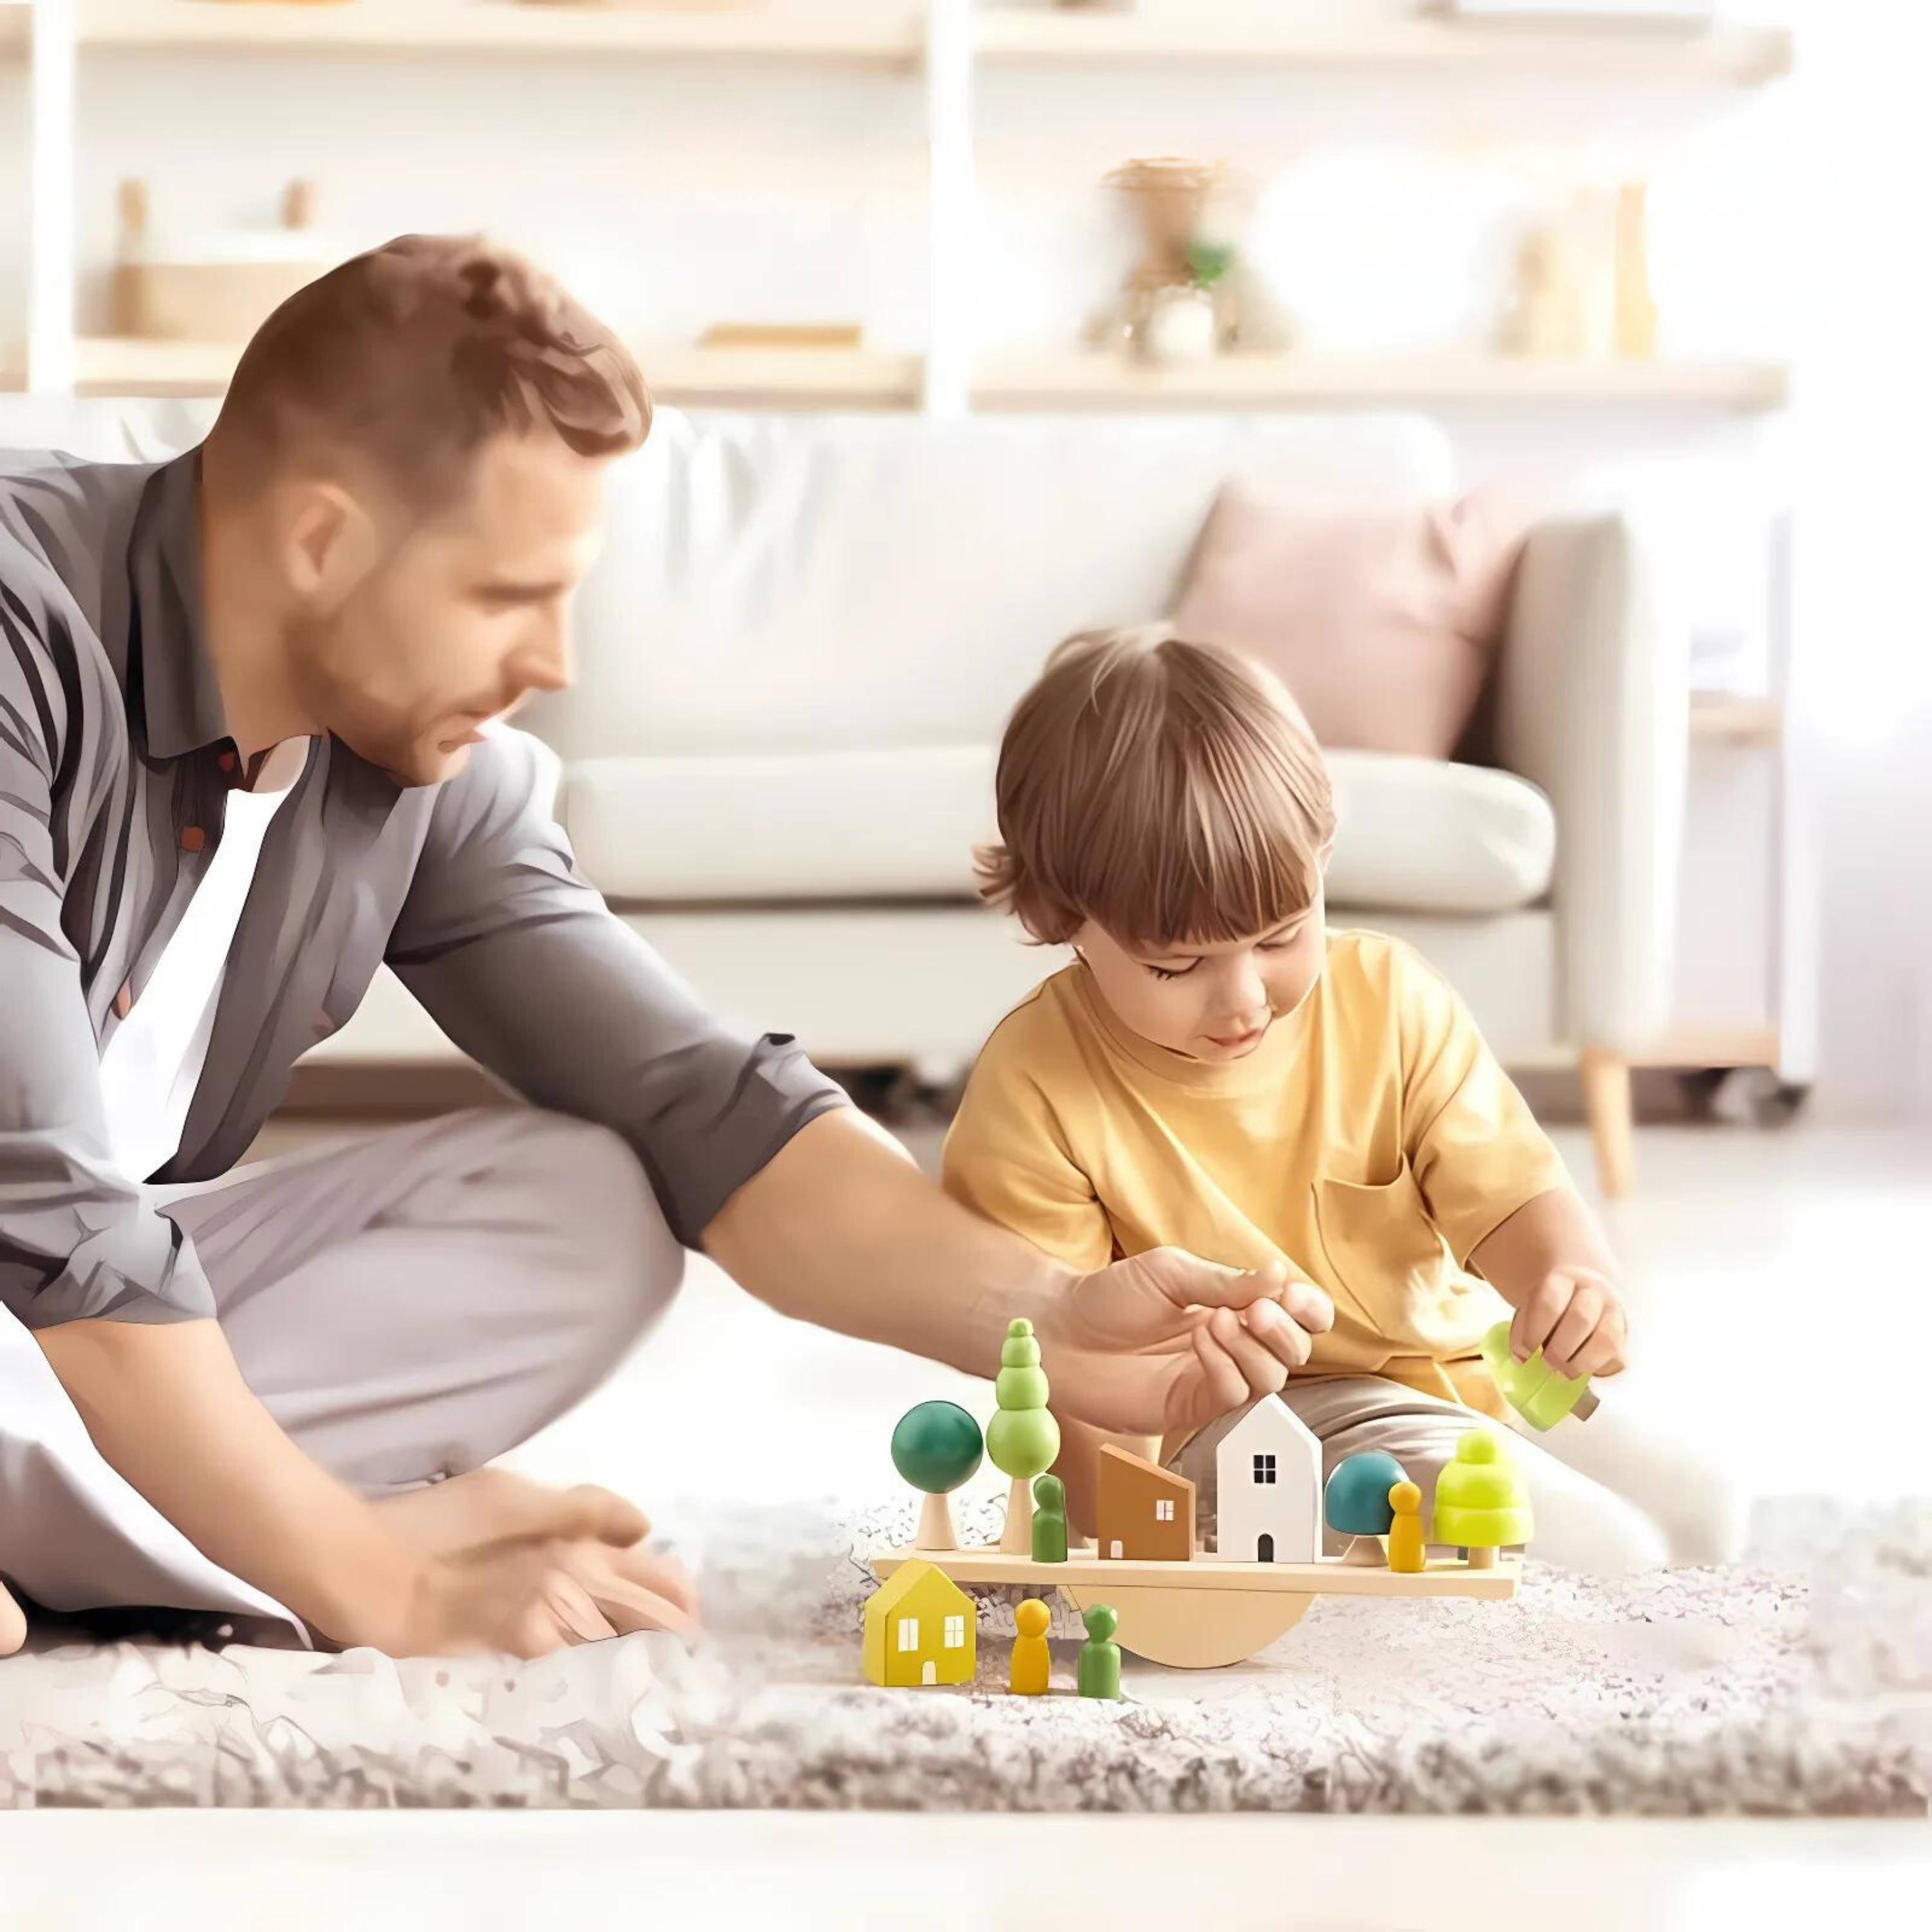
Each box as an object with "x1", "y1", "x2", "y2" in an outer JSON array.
[{"x1": 1214, "y1": 1393, "x2": 1323, "y2": 1564}]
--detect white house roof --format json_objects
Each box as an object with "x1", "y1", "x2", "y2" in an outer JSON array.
[{"x1": 1217, "y1": 1392, "x2": 1321, "y2": 1456}]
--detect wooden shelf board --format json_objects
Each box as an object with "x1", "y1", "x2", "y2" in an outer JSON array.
[
  {"x1": 974, "y1": 352, "x2": 1789, "y2": 413},
  {"x1": 67, "y1": 1, "x2": 923, "y2": 68},
  {"x1": 873, "y1": 1542, "x2": 1520, "y2": 1602},
  {"x1": 976, "y1": 10, "x2": 1791, "y2": 84},
  {"x1": 647, "y1": 344, "x2": 923, "y2": 409},
  {"x1": 1690, "y1": 693, "x2": 1784, "y2": 746},
  {"x1": 70, "y1": 337, "x2": 924, "y2": 408}
]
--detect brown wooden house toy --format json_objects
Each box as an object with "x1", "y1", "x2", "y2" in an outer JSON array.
[{"x1": 1095, "y1": 1445, "x2": 1196, "y2": 1562}]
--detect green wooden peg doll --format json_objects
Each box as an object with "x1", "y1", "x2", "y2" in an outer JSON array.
[
  {"x1": 1032, "y1": 1473, "x2": 1069, "y2": 1563},
  {"x1": 1077, "y1": 1603, "x2": 1122, "y2": 1700}
]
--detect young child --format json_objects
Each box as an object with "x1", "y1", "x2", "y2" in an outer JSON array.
[{"x1": 943, "y1": 625, "x2": 1739, "y2": 1572}]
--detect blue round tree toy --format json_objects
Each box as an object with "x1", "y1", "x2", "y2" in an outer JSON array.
[{"x1": 1325, "y1": 1450, "x2": 1408, "y2": 1567}]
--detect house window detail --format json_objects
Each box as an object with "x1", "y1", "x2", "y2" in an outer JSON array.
[
  {"x1": 1253, "y1": 1453, "x2": 1277, "y2": 1484},
  {"x1": 897, "y1": 1617, "x2": 919, "y2": 1653},
  {"x1": 1155, "y1": 1498, "x2": 1175, "y2": 1522},
  {"x1": 943, "y1": 1615, "x2": 966, "y2": 1649}
]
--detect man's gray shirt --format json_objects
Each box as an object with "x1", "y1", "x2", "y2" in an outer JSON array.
[{"x1": 0, "y1": 445, "x2": 849, "y2": 1330}]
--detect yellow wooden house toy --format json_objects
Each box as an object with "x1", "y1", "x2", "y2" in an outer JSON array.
[{"x1": 863, "y1": 1558, "x2": 976, "y2": 1688}]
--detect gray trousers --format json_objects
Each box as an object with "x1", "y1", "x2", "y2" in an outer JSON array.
[
  {"x1": 1169, "y1": 1376, "x2": 1747, "y2": 1573},
  {"x1": 0, "y1": 1108, "x2": 684, "y2": 1634}
]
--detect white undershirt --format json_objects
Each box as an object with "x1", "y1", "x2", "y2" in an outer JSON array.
[{"x1": 98, "y1": 744, "x2": 309, "y2": 1182}]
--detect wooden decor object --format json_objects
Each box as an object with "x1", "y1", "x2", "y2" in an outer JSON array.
[{"x1": 111, "y1": 177, "x2": 331, "y2": 344}]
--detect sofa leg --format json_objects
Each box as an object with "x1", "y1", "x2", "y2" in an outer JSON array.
[{"x1": 1580, "y1": 1049, "x2": 1634, "y2": 1198}]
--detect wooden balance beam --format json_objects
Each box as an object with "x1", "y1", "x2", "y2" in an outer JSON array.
[{"x1": 871, "y1": 1544, "x2": 1521, "y2": 1669}]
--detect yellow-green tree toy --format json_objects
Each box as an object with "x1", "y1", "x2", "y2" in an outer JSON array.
[
  {"x1": 1432, "y1": 1428, "x2": 1533, "y2": 1568},
  {"x1": 989, "y1": 1318, "x2": 1061, "y2": 1553},
  {"x1": 1479, "y1": 1318, "x2": 1599, "y2": 1430}
]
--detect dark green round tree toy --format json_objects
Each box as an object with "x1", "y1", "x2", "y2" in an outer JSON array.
[{"x1": 891, "y1": 1400, "x2": 984, "y2": 1551}]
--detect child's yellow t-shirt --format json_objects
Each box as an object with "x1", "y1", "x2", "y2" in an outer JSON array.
[{"x1": 942, "y1": 929, "x2": 1572, "y2": 1432}]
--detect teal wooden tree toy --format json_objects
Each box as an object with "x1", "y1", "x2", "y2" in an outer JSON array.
[
  {"x1": 1324, "y1": 1450, "x2": 1408, "y2": 1566},
  {"x1": 1077, "y1": 1603, "x2": 1122, "y2": 1700},
  {"x1": 1031, "y1": 1473, "x2": 1069, "y2": 1563},
  {"x1": 891, "y1": 1400, "x2": 984, "y2": 1551},
  {"x1": 989, "y1": 1318, "x2": 1061, "y2": 1553},
  {"x1": 1480, "y1": 1318, "x2": 1600, "y2": 1430}
]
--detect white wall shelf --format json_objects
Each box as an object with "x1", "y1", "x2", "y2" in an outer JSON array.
[
  {"x1": 9, "y1": 336, "x2": 929, "y2": 410},
  {"x1": 6, "y1": 6, "x2": 1794, "y2": 84},
  {"x1": 973, "y1": 352, "x2": 1790, "y2": 415},
  {"x1": 974, "y1": 8, "x2": 1793, "y2": 85},
  {"x1": 15, "y1": 342, "x2": 1791, "y2": 419},
  {"x1": 32, "y1": 1, "x2": 924, "y2": 67}
]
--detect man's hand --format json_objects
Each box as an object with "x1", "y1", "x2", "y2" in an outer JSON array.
[
  {"x1": 1034, "y1": 1249, "x2": 1334, "y2": 1437},
  {"x1": 1508, "y1": 1264, "x2": 1628, "y2": 1381},
  {"x1": 374, "y1": 1475, "x2": 699, "y2": 1657}
]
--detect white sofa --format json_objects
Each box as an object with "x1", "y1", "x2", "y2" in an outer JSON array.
[{"x1": 0, "y1": 400, "x2": 1686, "y2": 1191}]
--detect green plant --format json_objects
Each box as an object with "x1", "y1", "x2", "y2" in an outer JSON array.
[{"x1": 1186, "y1": 240, "x2": 1236, "y2": 289}]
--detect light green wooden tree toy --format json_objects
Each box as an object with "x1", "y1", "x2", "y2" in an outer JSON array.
[
  {"x1": 1479, "y1": 1318, "x2": 1599, "y2": 1430},
  {"x1": 1432, "y1": 1428, "x2": 1533, "y2": 1569},
  {"x1": 989, "y1": 1318, "x2": 1061, "y2": 1553}
]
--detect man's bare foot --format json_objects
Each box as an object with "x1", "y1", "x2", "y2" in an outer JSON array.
[
  {"x1": 0, "y1": 1580, "x2": 26, "y2": 1658},
  {"x1": 374, "y1": 1468, "x2": 698, "y2": 1639}
]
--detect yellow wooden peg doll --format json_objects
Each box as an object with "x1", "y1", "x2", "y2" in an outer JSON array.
[
  {"x1": 1387, "y1": 1481, "x2": 1426, "y2": 1573},
  {"x1": 1009, "y1": 1598, "x2": 1052, "y2": 1696}
]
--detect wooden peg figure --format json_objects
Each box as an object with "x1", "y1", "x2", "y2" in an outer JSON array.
[
  {"x1": 1077, "y1": 1603, "x2": 1122, "y2": 1700},
  {"x1": 1032, "y1": 1473, "x2": 1069, "y2": 1563},
  {"x1": 1009, "y1": 1598, "x2": 1051, "y2": 1696},
  {"x1": 1387, "y1": 1480, "x2": 1425, "y2": 1573}
]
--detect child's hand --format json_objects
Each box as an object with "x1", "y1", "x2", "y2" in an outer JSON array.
[{"x1": 1509, "y1": 1265, "x2": 1627, "y2": 1380}]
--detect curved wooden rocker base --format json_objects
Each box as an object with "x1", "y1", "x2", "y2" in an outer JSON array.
[
  {"x1": 1060, "y1": 1582, "x2": 1312, "y2": 1669},
  {"x1": 870, "y1": 1543, "x2": 1517, "y2": 1671}
]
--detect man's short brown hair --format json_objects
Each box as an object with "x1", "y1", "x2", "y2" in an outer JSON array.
[
  {"x1": 211, "y1": 234, "x2": 650, "y2": 499},
  {"x1": 977, "y1": 625, "x2": 1336, "y2": 949}
]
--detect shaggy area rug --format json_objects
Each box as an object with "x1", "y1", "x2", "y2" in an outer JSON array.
[{"x1": 2, "y1": 1495, "x2": 1927, "y2": 1814}]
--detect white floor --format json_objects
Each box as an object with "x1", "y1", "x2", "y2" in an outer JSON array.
[{"x1": 3, "y1": 1813, "x2": 1928, "y2": 1931}]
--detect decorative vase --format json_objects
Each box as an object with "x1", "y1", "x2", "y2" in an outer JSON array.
[{"x1": 1140, "y1": 285, "x2": 1219, "y2": 366}]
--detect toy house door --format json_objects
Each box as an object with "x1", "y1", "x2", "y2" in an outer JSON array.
[
  {"x1": 921, "y1": 1660, "x2": 936, "y2": 1686},
  {"x1": 1257, "y1": 1533, "x2": 1274, "y2": 1563}
]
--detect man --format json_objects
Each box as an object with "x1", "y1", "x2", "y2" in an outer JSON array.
[{"x1": 0, "y1": 236, "x2": 1331, "y2": 1660}]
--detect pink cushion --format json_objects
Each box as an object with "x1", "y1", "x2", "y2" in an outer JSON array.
[{"x1": 1172, "y1": 482, "x2": 1526, "y2": 757}]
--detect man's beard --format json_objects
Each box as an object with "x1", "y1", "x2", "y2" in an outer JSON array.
[{"x1": 287, "y1": 611, "x2": 444, "y2": 787}]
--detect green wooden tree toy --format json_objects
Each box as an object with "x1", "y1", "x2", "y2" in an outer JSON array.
[
  {"x1": 1031, "y1": 1473, "x2": 1069, "y2": 1564},
  {"x1": 988, "y1": 1318, "x2": 1061, "y2": 1553},
  {"x1": 1433, "y1": 1428, "x2": 1533, "y2": 1569},
  {"x1": 1077, "y1": 1603, "x2": 1122, "y2": 1700},
  {"x1": 1324, "y1": 1449, "x2": 1408, "y2": 1566},
  {"x1": 1479, "y1": 1318, "x2": 1599, "y2": 1430},
  {"x1": 891, "y1": 1399, "x2": 984, "y2": 1551}
]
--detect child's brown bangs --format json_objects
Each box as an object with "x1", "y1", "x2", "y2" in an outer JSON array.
[{"x1": 1075, "y1": 735, "x2": 1329, "y2": 953}]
